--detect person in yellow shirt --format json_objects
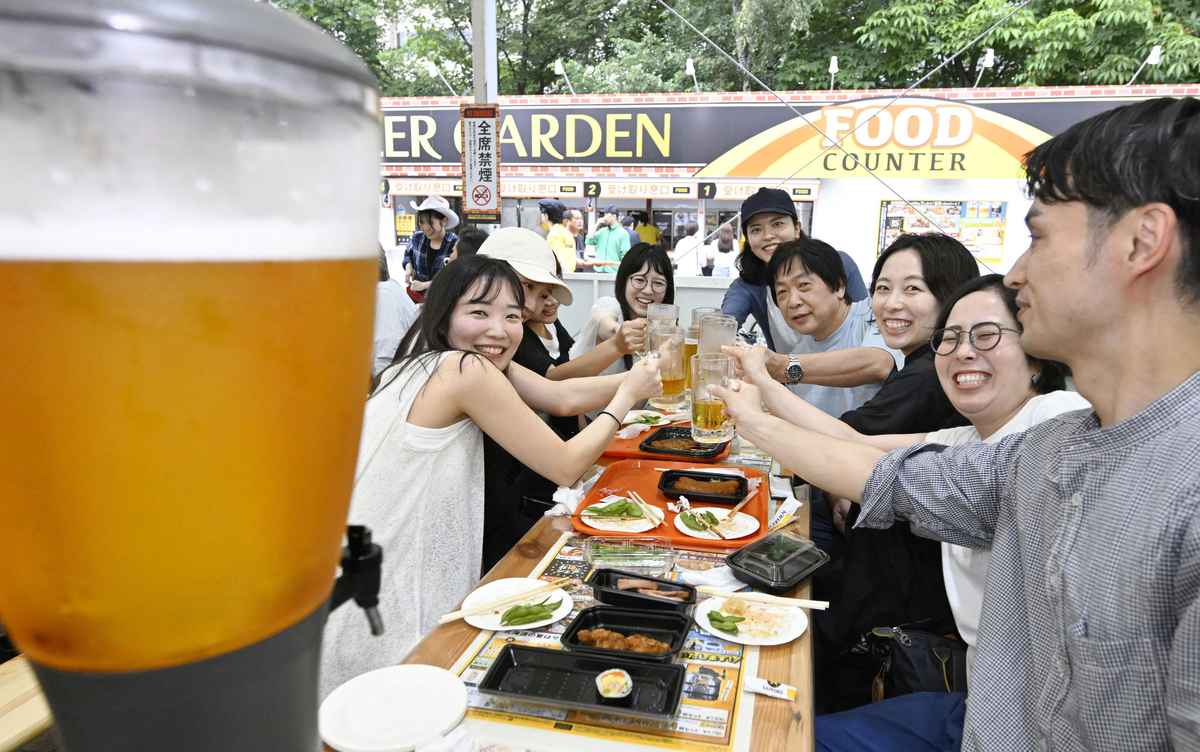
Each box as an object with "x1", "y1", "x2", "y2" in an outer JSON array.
[
  {"x1": 635, "y1": 213, "x2": 662, "y2": 247},
  {"x1": 539, "y1": 199, "x2": 576, "y2": 273}
]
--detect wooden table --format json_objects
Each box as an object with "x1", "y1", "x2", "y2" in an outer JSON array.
[{"x1": 396, "y1": 507, "x2": 815, "y2": 752}]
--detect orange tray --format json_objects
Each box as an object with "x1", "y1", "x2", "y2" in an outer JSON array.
[
  {"x1": 571, "y1": 459, "x2": 769, "y2": 551},
  {"x1": 601, "y1": 423, "x2": 732, "y2": 464}
]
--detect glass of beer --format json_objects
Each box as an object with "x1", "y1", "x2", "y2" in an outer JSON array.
[
  {"x1": 684, "y1": 307, "x2": 718, "y2": 393},
  {"x1": 692, "y1": 354, "x2": 736, "y2": 444},
  {"x1": 648, "y1": 324, "x2": 687, "y2": 411},
  {"x1": 646, "y1": 303, "x2": 680, "y2": 327},
  {"x1": 700, "y1": 313, "x2": 738, "y2": 355},
  {"x1": 0, "y1": 5, "x2": 379, "y2": 751}
]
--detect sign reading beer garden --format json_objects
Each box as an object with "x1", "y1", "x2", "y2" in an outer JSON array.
[{"x1": 379, "y1": 90, "x2": 1167, "y2": 180}]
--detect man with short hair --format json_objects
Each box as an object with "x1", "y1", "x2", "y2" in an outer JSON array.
[
  {"x1": 767, "y1": 238, "x2": 900, "y2": 418},
  {"x1": 734, "y1": 97, "x2": 1200, "y2": 752},
  {"x1": 586, "y1": 207, "x2": 631, "y2": 272}
]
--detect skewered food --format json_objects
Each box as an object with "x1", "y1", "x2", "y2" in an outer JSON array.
[
  {"x1": 578, "y1": 628, "x2": 671, "y2": 654},
  {"x1": 614, "y1": 578, "x2": 690, "y2": 601}
]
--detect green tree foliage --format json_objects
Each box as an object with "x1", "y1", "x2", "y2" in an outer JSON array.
[{"x1": 274, "y1": 0, "x2": 1199, "y2": 96}]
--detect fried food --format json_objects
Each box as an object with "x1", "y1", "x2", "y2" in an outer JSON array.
[
  {"x1": 647, "y1": 436, "x2": 706, "y2": 451},
  {"x1": 577, "y1": 628, "x2": 671, "y2": 654},
  {"x1": 671, "y1": 476, "x2": 740, "y2": 495}
]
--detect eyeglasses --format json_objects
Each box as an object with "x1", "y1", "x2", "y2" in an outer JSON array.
[
  {"x1": 930, "y1": 322, "x2": 1022, "y2": 356},
  {"x1": 629, "y1": 275, "x2": 668, "y2": 293}
]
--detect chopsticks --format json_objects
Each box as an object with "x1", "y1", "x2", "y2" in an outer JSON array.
[
  {"x1": 697, "y1": 586, "x2": 829, "y2": 611},
  {"x1": 712, "y1": 484, "x2": 756, "y2": 535},
  {"x1": 439, "y1": 576, "x2": 573, "y2": 625},
  {"x1": 628, "y1": 491, "x2": 665, "y2": 526}
]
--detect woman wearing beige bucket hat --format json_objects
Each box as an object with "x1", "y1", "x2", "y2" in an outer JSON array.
[{"x1": 402, "y1": 195, "x2": 460, "y2": 303}]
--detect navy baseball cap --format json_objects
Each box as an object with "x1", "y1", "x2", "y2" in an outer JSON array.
[{"x1": 740, "y1": 188, "x2": 797, "y2": 234}]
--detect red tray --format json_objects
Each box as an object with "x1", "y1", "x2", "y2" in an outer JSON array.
[
  {"x1": 571, "y1": 459, "x2": 769, "y2": 551},
  {"x1": 601, "y1": 423, "x2": 732, "y2": 464}
]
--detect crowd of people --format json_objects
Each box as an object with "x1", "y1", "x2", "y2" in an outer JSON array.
[{"x1": 334, "y1": 97, "x2": 1198, "y2": 752}]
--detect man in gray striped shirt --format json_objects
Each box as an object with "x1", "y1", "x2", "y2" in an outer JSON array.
[{"x1": 716, "y1": 97, "x2": 1200, "y2": 751}]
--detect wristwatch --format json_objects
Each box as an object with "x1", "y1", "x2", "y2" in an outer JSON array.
[{"x1": 784, "y1": 355, "x2": 805, "y2": 385}]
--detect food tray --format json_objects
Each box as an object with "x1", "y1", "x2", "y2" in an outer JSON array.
[
  {"x1": 476, "y1": 644, "x2": 685, "y2": 721},
  {"x1": 587, "y1": 568, "x2": 697, "y2": 614},
  {"x1": 583, "y1": 536, "x2": 675, "y2": 578},
  {"x1": 639, "y1": 427, "x2": 729, "y2": 459},
  {"x1": 658, "y1": 469, "x2": 749, "y2": 504},
  {"x1": 572, "y1": 459, "x2": 769, "y2": 551},
  {"x1": 602, "y1": 425, "x2": 731, "y2": 463},
  {"x1": 561, "y1": 606, "x2": 690, "y2": 663}
]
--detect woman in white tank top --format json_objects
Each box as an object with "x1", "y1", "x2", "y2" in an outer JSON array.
[{"x1": 321, "y1": 255, "x2": 662, "y2": 699}]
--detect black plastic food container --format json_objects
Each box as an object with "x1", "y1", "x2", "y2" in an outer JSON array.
[
  {"x1": 725, "y1": 530, "x2": 829, "y2": 594},
  {"x1": 658, "y1": 469, "x2": 748, "y2": 504},
  {"x1": 587, "y1": 568, "x2": 697, "y2": 614},
  {"x1": 638, "y1": 426, "x2": 728, "y2": 459},
  {"x1": 561, "y1": 606, "x2": 690, "y2": 663},
  {"x1": 476, "y1": 644, "x2": 685, "y2": 720}
]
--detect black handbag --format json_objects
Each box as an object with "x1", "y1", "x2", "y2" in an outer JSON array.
[{"x1": 865, "y1": 625, "x2": 968, "y2": 701}]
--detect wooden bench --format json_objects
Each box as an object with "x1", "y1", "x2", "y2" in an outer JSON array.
[{"x1": 0, "y1": 657, "x2": 51, "y2": 752}]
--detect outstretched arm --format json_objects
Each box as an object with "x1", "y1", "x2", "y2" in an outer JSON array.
[{"x1": 450, "y1": 356, "x2": 660, "y2": 486}]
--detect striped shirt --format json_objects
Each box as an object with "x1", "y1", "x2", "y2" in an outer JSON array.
[{"x1": 858, "y1": 371, "x2": 1200, "y2": 751}]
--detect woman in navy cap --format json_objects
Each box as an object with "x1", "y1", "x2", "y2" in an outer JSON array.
[{"x1": 721, "y1": 187, "x2": 867, "y2": 350}]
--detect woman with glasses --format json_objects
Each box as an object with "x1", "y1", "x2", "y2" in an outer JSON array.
[
  {"x1": 717, "y1": 274, "x2": 1088, "y2": 750},
  {"x1": 570, "y1": 243, "x2": 675, "y2": 376}
]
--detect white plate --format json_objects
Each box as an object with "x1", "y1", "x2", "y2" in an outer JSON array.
[
  {"x1": 673, "y1": 506, "x2": 760, "y2": 540},
  {"x1": 622, "y1": 409, "x2": 670, "y2": 427},
  {"x1": 693, "y1": 596, "x2": 808, "y2": 647},
  {"x1": 320, "y1": 664, "x2": 467, "y2": 752},
  {"x1": 579, "y1": 495, "x2": 662, "y2": 533},
  {"x1": 461, "y1": 577, "x2": 574, "y2": 631}
]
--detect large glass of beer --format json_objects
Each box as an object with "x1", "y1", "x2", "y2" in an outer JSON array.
[{"x1": 0, "y1": 2, "x2": 380, "y2": 749}]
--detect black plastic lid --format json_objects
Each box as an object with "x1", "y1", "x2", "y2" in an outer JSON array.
[{"x1": 726, "y1": 530, "x2": 828, "y2": 592}]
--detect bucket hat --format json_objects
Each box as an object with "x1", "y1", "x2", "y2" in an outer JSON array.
[{"x1": 479, "y1": 227, "x2": 573, "y2": 305}]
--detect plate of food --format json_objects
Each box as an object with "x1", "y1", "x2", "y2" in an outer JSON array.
[
  {"x1": 461, "y1": 577, "x2": 574, "y2": 632},
  {"x1": 673, "y1": 506, "x2": 759, "y2": 540},
  {"x1": 693, "y1": 595, "x2": 808, "y2": 646},
  {"x1": 622, "y1": 410, "x2": 671, "y2": 427},
  {"x1": 578, "y1": 495, "x2": 664, "y2": 533}
]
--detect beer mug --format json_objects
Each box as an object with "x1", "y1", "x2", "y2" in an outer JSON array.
[
  {"x1": 646, "y1": 303, "x2": 680, "y2": 327},
  {"x1": 648, "y1": 325, "x2": 687, "y2": 411},
  {"x1": 699, "y1": 313, "x2": 738, "y2": 355},
  {"x1": 0, "y1": 3, "x2": 379, "y2": 750},
  {"x1": 691, "y1": 354, "x2": 736, "y2": 444},
  {"x1": 684, "y1": 307, "x2": 718, "y2": 393}
]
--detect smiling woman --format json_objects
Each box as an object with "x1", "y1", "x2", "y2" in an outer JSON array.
[{"x1": 321, "y1": 253, "x2": 662, "y2": 701}]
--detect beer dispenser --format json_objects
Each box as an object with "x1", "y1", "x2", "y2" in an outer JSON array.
[{"x1": 0, "y1": 1, "x2": 383, "y2": 749}]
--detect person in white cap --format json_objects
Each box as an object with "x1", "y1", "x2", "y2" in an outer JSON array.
[{"x1": 402, "y1": 195, "x2": 459, "y2": 302}]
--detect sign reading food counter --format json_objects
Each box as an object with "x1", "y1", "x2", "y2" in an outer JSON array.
[{"x1": 461, "y1": 104, "x2": 501, "y2": 222}]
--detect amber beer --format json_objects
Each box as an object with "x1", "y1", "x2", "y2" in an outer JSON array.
[
  {"x1": 648, "y1": 324, "x2": 687, "y2": 411},
  {"x1": 691, "y1": 353, "x2": 735, "y2": 443},
  {"x1": 0, "y1": 258, "x2": 377, "y2": 671}
]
